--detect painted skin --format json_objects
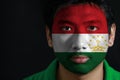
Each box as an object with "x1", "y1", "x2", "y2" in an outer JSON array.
[{"x1": 52, "y1": 3, "x2": 109, "y2": 74}]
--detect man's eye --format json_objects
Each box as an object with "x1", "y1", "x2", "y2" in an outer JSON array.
[
  {"x1": 61, "y1": 26, "x2": 72, "y2": 31},
  {"x1": 87, "y1": 26, "x2": 98, "y2": 31}
]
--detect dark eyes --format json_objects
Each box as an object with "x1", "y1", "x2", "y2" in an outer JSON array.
[
  {"x1": 87, "y1": 26, "x2": 98, "y2": 31},
  {"x1": 60, "y1": 25, "x2": 98, "y2": 32},
  {"x1": 61, "y1": 26, "x2": 72, "y2": 31}
]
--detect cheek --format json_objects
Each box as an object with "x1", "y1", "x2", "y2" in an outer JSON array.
[
  {"x1": 52, "y1": 34, "x2": 73, "y2": 52},
  {"x1": 89, "y1": 34, "x2": 109, "y2": 52}
]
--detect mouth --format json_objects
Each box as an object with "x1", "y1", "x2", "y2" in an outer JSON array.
[{"x1": 71, "y1": 55, "x2": 89, "y2": 64}]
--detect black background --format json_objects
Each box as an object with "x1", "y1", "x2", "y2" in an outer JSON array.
[{"x1": 2, "y1": 0, "x2": 120, "y2": 80}]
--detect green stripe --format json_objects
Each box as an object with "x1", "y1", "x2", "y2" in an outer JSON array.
[{"x1": 55, "y1": 52, "x2": 106, "y2": 74}]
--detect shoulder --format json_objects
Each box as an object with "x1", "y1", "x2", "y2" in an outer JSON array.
[
  {"x1": 104, "y1": 60, "x2": 120, "y2": 80},
  {"x1": 107, "y1": 65, "x2": 120, "y2": 79}
]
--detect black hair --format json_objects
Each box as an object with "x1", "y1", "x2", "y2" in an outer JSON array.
[{"x1": 43, "y1": 0, "x2": 115, "y2": 33}]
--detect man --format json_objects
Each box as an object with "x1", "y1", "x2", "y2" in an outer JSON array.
[{"x1": 24, "y1": 0, "x2": 120, "y2": 80}]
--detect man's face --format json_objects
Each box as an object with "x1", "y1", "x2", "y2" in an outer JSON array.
[{"x1": 52, "y1": 4, "x2": 109, "y2": 74}]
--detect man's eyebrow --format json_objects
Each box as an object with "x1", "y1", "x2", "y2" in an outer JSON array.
[
  {"x1": 58, "y1": 20, "x2": 75, "y2": 26},
  {"x1": 83, "y1": 20, "x2": 101, "y2": 24}
]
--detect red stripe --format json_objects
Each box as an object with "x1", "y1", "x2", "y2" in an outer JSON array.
[{"x1": 52, "y1": 4, "x2": 108, "y2": 34}]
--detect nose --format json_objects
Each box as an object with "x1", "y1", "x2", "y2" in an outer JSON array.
[
  {"x1": 72, "y1": 35, "x2": 88, "y2": 51},
  {"x1": 72, "y1": 45, "x2": 87, "y2": 51},
  {"x1": 73, "y1": 46, "x2": 87, "y2": 50}
]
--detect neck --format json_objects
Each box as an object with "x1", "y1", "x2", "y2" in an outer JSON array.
[{"x1": 57, "y1": 62, "x2": 104, "y2": 80}]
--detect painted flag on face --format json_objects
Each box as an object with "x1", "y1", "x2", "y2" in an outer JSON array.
[
  {"x1": 51, "y1": 4, "x2": 109, "y2": 74},
  {"x1": 52, "y1": 25, "x2": 109, "y2": 74}
]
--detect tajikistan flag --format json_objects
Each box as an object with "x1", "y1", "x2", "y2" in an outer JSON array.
[{"x1": 52, "y1": 27, "x2": 109, "y2": 73}]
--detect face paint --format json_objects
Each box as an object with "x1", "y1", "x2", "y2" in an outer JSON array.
[{"x1": 52, "y1": 4, "x2": 108, "y2": 74}]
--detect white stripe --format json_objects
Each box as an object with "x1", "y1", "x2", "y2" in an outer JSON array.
[{"x1": 52, "y1": 34, "x2": 108, "y2": 52}]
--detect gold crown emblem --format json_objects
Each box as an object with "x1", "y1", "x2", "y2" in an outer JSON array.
[
  {"x1": 91, "y1": 40, "x2": 105, "y2": 52},
  {"x1": 88, "y1": 35, "x2": 108, "y2": 52}
]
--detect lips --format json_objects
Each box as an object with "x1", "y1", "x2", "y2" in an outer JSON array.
[{"x1": 71, "y1": 55, "x2": 89, "y2": 64}]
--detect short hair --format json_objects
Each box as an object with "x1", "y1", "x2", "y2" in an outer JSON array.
[{"x1": 43, "y1": 0, "x2": 115, "y2": 33}]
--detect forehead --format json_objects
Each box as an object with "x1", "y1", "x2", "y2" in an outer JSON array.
[{"x1": 54, "y1": 4, "x2": 106, "y2": 21}]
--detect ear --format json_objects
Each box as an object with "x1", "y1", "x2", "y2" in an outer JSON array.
[
  {"x1": 108, "y1": 23, "x2": 116, "y2": 47},
  {"x1": 46, "y1": 26, "x2": 53, "y2": 47}
]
